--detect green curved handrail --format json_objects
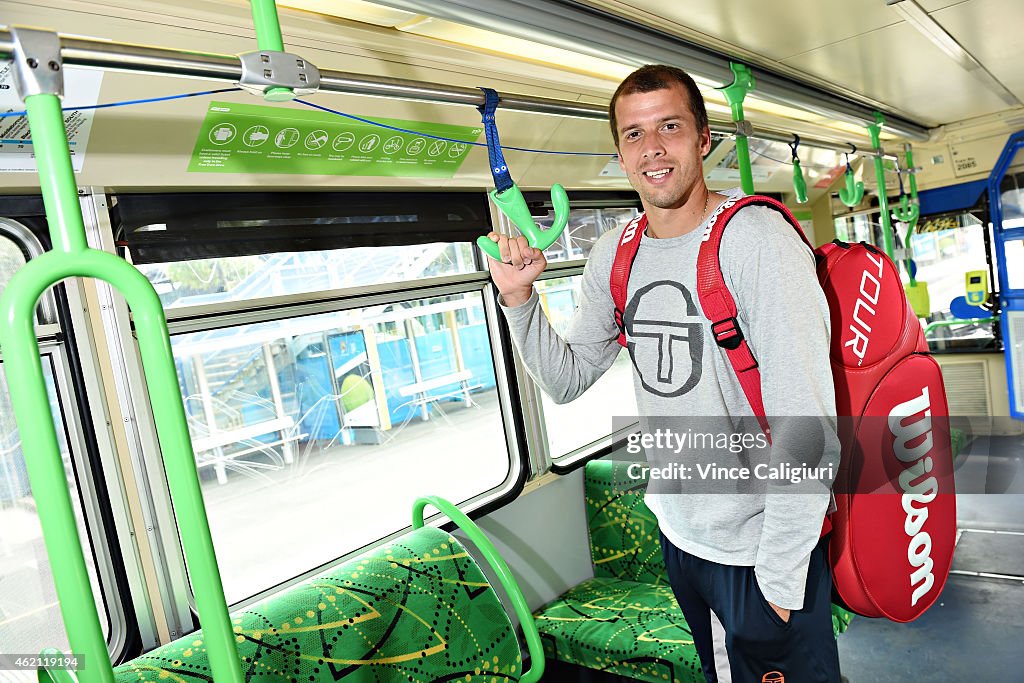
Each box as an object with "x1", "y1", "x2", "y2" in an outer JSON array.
[
  {"x1": 37, "y1": 648, "x2": 80, "y2": 683},
  {"x1": 477, "y1": 183, "x2": 570, "y2": 261},
  {"x1": 412, "y1": 496, "x2": 545, "y2": 683},
  {"x1": 924, "y1": 317, "x2": 996, "y2": 337},
  {"x1": 0, "y1": 94, "x2": 243, "y2": 683}
]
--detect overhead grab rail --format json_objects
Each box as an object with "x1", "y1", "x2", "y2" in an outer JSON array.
[
  {"x1": 475, "y1": 87, "x2": 569, "y2": 260},
  {"x1": 0, "y1": 27, "x2": 903, "y2": 161}
]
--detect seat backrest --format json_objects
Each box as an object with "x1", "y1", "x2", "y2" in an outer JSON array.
[
  {"x1": 114, "y1": 526, "x2": 523, "y2": 682},
  {"x1": 585, "y1": 459, "x2": 668, "y2": 584}
]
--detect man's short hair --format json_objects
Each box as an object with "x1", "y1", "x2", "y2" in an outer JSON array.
[{"x1": 608, "y1": 65, "x2": 709, "y2": 146}]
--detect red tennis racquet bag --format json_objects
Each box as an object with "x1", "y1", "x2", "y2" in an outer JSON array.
[{"x1": 610, "y1": 195, "x2": 956, "y2": 621}]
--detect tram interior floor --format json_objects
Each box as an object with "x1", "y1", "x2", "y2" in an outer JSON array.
[
  {"x1": 839, "y1": 483, "x2": 1024, "y2": 682},
  {"x1": 837, "y1": 574, "x2": 1023, "y2": 681}
]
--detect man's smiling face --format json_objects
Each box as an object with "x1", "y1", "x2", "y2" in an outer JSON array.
[{"x1": 615, "y1": 83, "x2": 712, "y2": 212}]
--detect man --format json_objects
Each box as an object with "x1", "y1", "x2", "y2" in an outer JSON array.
[{"x1": 484, "y1": 65, "x2": 841, "y2": 682}]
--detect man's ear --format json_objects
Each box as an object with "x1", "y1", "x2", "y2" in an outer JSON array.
[
  {"x1": 617, "y1": 151, "x2": 625, "y2": 174},
  {"x1": 699, "y1": 126, "x2": 712, "y2": 157}
]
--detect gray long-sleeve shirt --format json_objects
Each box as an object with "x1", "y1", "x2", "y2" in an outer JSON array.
[{"x1": 500, "y1": 189, "x2": 839, "y2": 609}]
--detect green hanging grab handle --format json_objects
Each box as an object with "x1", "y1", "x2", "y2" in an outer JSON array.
[
  {"x1": 477, "y1": 183, "x2": 570, "y2": 260},
  {"x1": 475, "y1": 87, "x2": 569, "y2": 261},
  {"x1": 892, "y1": 193, "x2": 920, "y2": 224},
  {"x1": 838, "y1": 145, "x2": 865, "y2": 207},
  {"x1": 719, "y1": 62, "x2": 756, "y2": 195},
  {"x1": 789, "y1": 135, "x2": 808, "y2": 204},
  {"x1": 891, "y1": 163, "x2": 920, "y2": 225}
]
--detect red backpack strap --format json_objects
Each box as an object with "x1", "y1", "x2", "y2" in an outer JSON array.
[
  {"x1": 696, "y1": 195, "x2": 812, "y2": 441},
  {"x1": 610, "y1": 213, "x2": 647, "y2": 347}
]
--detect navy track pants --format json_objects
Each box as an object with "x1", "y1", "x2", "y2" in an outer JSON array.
[{"x1": 660, "y1": 532, "x2": 841, "y2": 683}]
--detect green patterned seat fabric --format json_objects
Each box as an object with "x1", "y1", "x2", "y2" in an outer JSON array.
[
  {"x1": 535, "y1": 577, "x2": 704, "y2": 683},
  {"x1": 586, "y1": 460, "x2": 668, "y2": 585},
  {"x1": 535, "y1": 459, "x2": 856, "y2": 683},
  {"x1": 114, "y1": 527, "x2": 522, "y2": 682}
]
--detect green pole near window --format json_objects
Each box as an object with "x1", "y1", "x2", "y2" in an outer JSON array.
[
  {"x1": 249, "y1": 0, "x2": 294, "y2": 101},
  {"x1": 0, "y1": 30, "x2": 243, "y2": 683},
  {"x1": 902, "y1": 144, "x2": 921, "y2": 285},
  {"x1": 868, "y1": 112, "x2": 895, "y2": 260},
  {"x1": 719, "y1": 62, "x2": 756, "y2": 195}
]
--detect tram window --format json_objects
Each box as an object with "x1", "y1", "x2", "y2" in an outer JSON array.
[
  {"x1": 498, "y1": 207, "x2": 640, "y2": 263},
  {"x1": 1001, "y1": 187, "x2": 1024, "y2": 290},
  {"x1": 1005, "y1": 240, "x2": 1024, "y2": 291},
  {"x1": 916, "y1": 217, "x2": 996, "y2": 351},
  {"x1": 833, "y1": 213, "x2": 879, "y2": 245},
  {"x1": 169, "y1": 291, "x2": 510, "y2": 603},
  {"x1": 0, "y1": 360, "x2": 108, "y2": 659},
  {"x1": 136, "y1": 243, "x2": 477, "y2": 308},
  {"x1": 0, "y1": 235, "x2": 27, "y2": 296},
  {"x1": 534, "y1": 276, "x2": 638, "y2": 460}
]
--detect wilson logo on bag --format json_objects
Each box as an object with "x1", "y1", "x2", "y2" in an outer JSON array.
[{"x1": 610, "y1": 195, "x2": 956, "y2": 622}]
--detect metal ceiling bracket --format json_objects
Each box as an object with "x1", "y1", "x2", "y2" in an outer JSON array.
[
  {"x1": 9, "y1": 26, "x2": 64, "y2": 99},
  {"x1": 237, "y1": 50, "x2": 320, "y2": 98}
]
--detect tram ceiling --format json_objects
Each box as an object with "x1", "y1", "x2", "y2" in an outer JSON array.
[
  {"x1": 0, "y1": 28, "x2": 899, "y2": 160},
  {"x1": 366, "y1": 0, "x2": 932, "y2": 140}
]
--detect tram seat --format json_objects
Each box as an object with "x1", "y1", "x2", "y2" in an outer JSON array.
[
  {"x1": 532, "y1": 460, "x2": 854, "y2": 683},
  {"x1": 112, "y1": 525, "x2": 527, "y2": 682}
]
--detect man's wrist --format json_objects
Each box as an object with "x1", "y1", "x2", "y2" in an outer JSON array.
[{"x1": 500, "y1": 288, "x2": 534, "y2": 308}]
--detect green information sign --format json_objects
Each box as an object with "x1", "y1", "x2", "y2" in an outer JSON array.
[{"x1": 188, "y1": 101, "x2": 482, "y2": 177}]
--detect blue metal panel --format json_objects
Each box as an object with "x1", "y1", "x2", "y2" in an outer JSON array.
[{"x1": 918, "y1": 178, "x2": 988, "y2": 217}]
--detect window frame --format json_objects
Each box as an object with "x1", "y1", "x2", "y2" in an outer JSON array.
[
  {"x1": 0, "y1": 209, "x2": 131, "y2": 661},
  {"x1": 107, "y1": 190, "x2": 531, "y2": 613}
]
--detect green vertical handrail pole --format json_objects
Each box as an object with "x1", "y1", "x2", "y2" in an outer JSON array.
[
  {"x1": 0, "y1": 93, "x2": 115, "y2": 683},
  {"x1": 1, "y1": 255, "x2": 246, "y2": 683},
  {"x1": 868, "y1": 112, "x2": 895, "y2": 260},
  {"x1": 249, "y1": 0, "x2": 293, "y2": 101},
  {"x1": 250, "y1": 0, "x2": 285, "y2": 51},
  {"x1": 719, "y1": 62, "x2": 756, "y2": 195},
  {"x1": 904, "y1": 144, "x2": 920, "y2": 285},
  {"x1": 28, "y1": 96, "x2": 87, "y2": 254},
  {"x1": 0, "y1": 289, "x2": 108, "y2": 683},
  {"x1": 2, "y1": 44, "x2": 244, "y2": 682}
]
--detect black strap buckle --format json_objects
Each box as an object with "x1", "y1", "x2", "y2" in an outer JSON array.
[{"x1": 711, "y1": 317, "x2": 744, "y2": 350}]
